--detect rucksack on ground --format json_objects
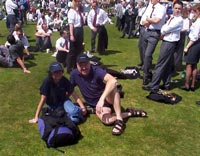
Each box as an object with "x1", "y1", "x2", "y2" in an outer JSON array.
[
  {"x1": 146, "y1": 89, "x2": 182, "y2": 105},
  {"x1": 38, "y1": 107, "x2": 81, "y2": 148}
]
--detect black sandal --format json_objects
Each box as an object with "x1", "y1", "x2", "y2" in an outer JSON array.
[
  {"x1": 112, "y1": 120, "x2": 126, "y2": 136},
  {"x1": 126, "y1": 107, "x2": 147, "y2": 117}
]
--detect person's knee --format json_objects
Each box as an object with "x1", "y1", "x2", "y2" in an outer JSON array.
[{"x1": 101, "y1": 113, "x2": 114, "y2": 125}]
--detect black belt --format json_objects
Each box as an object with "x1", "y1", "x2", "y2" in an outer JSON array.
[{"x1": 147, "y1": 29, "x2": 160, "y2": 33}]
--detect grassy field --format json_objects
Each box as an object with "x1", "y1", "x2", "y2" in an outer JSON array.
[{"x1": 0, "y1": 19, "x2": 200, "y2": 156}]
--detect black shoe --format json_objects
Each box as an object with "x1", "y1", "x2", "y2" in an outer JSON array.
[
  {"x1": 160, "y1": 85, "x2": 171, "y2": 91},
  {"x1": 142, "y1": 85, "x2": 151, "y2": 91},
  {"x1": 196, "y1": 101, "x2": 200, "y2": 105},
  {"x1": 190, "y1": 87, "x2": 195, "y2": 92},
  {"x1": 180, "y1": 86, "x2": 190, "y2": 91},
  {"x1": 120, "y1": 35, "x2": 125, "y2": 38},
  {"x1": 143, "y1": 78, "x2": 149, "y2": 85}
]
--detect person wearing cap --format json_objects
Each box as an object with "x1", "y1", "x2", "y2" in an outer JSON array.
[
  {"x1": 29, "y1": 62, "x2": 86, "y2": 124},
  {"x1": 70, "y1": 54, "x2": 147, "y2": 135}
]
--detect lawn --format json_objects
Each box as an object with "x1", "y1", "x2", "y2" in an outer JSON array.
[{"x1": 0, "y1": 19, "x2": 200, "y2": 156}]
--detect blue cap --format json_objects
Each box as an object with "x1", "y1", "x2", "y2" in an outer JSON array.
[
  {"x1": 76, "y1": 54, "x2": 90, "y2": 63},
  {"x1": 49, "y1": 62, "x2": 63, "y2": 72}
]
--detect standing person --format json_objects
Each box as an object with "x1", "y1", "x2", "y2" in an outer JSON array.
[
  {"x1": 173, "y1": 7, "x2": 190, "y2": 71},
  {"x1": 29, "y1": 62, "x2": 86, "y2": 124},
  {"x1": 140, "y1": 0, "x2": 166, "y2": 86},
  {"x1": 115, "y1": 0, "x2": 123, "y2": 31},
  {"x1": 5, "y1": 0, "x2": 19, "y2": 34},
  {"x1": 181, "y1": 4, "x2": 200, "y2": 91},
  {"x1": 67, "y1": 0, "x2": 84, "y2": 73},
  {"x1": 55, "y1": 29, "x2": 70, "y2": 67},
  {"x1": 70, "y1": 54, "x2": 147, "y2": 135},
  {"x1": 120, "y1": 1, "x2": 138, "y2": 39},
  {"x1": 143, "y1": 0, "x2": 184, "y2": 92},
  {"x1": 87, "y1": 0, "x2": 108, "y2": 54}
]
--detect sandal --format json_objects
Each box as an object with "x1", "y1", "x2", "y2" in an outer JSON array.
[
  {"x1": 126, "y1": 107, "x2": 147, "y2": 117},
  {"x1": 112, "y1": 120, "x2": 126, "y2": 136}
]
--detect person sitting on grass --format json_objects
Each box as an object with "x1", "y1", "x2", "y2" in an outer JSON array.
[
  {"x1": 35, "y1": 23, "x2": 52, "y2": 52},
  {"x1": 29, "y1": 62, "x2": 87, "y2": 124},
  {"x1": 6, "y1": 35, "x2": 31, "y2": 73},
  {"x1": 70, "y1": 54, "x2": 148, "y2": 136}
]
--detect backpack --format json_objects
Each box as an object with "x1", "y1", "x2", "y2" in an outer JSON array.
[
  {"x1": 38, "y1": 107, "x2": 81, "y2": 148},
  {"x1": 146, "y1": 89, "x2": 182, "y2": 105},
  {"x1": 120, "y1": 66, "x2": 141, "y2": 79}
]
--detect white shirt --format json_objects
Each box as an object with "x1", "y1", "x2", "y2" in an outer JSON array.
[
  {"x1": 87, "y1": 8, "x2": 108, "y2": 30},
  {"x1": 55, "y1": 37, "x2": 69, "y2": 52},
  {"x1": 141, "y1": 2, "x2": 166, "y2": 30},
  {"x1": 161, "y1": 15, "x2": 183, "y2": 42},
  {"x1": 182, "y1": 18, "x2": 190, "y2": 32},
  {"x1": 5, "y1": 0, "x2": 18, "y2": 15},
  {"x1": 68, "y1": 9, "x2": 83, "y2": 27},
  {"x1": 189, "y1": 18, "x2": 200, "y2": 42}
]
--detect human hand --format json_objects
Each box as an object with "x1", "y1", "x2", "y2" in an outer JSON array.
[
  {"x1": 29, "y1": 118, "x2": 38, "y2": 124},
  {"x1": 184, "y1": 47, "x2": 188, "y2": 53},
  {"x1": 96, "y1": 99, "x2": 104, "y2": 114},
  {"x1": 70, "y1": 35, "x2": 75, "y2": 42},
  {"x1": 81, "y1": 107, "x2": 87, "y2": 116}
]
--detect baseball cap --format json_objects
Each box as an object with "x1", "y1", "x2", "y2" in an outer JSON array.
[
  {"x1": 49, "y1": 62, "x2": 63, "y2": 72},
  {"x1": 76, "y1": 54, "x2": 90, "y2": 63}
]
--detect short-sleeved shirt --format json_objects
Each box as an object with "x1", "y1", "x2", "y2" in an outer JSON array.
[
  {"x1": 40, "y1": 76, "x2": 73, "y2": 109},
  {"x1": 70, "y1": 66, "x2": 106, "y2": 107}
]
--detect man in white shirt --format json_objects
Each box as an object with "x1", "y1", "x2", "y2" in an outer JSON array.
[
  {"x1": 55, "y1": 29, "x2": 69, "y2": 67},
  {"x1": 143, "y1": 1, "x2": 184, "y2": 92},
  {"x1": 5, "y1": 0, "x2": 18, "y2": 34},
  {"x1": 87, "y1": 0, "x2": 108, "y2": 54},
  {"x1": 140, "y1": 0, "x2": 166, "y2": 86}
]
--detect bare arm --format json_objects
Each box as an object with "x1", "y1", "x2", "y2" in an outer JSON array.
[
  {"x1": 71, "y1": 91, "x2": 87, "y2": 116},
  {"x1": 29, "y1": 95, "x2": 46, "y2": 123},
  {"x1": 96, "y1": 74, "x2": 117, "y2": 113},
  {"x1": 16, "y1": 57, "x2": 31, "y2": 73},
  {"x1": 184, "y1": 40, "x2": 194, "y2": 53},
  {"x1": 69, "y1": 23, "x2": 75, "y2": 42}
]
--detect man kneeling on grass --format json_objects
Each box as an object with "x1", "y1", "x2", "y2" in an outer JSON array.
[{"x1": 70, "y1": 54, "x2": 148, "y2": 135}]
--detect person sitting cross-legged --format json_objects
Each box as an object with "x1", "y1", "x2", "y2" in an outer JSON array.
[{"x1": 70, "y1": 54, "x2": 148, "y2": 135}]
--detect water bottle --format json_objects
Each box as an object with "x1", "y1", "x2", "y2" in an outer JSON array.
[{"x1": 181, "y1": 71, "x2": 186, "y2": 79}]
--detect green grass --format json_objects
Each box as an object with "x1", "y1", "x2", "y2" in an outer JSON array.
[{"x1": 0, "y1": 19, "x2": 200, "y2": 156}]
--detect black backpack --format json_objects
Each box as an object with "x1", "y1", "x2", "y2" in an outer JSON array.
[
  {"x1": 38, "y1": 107, "x2": 81, "y2": 148},
  {"x1": 146, "y1": 90, "x2": 182, "y2": 105}
]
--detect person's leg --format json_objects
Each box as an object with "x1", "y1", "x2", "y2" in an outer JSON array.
[
  {"x1": 184, "y1": 63, "x2": 192, "y2": 88},
  {"x1": 191, "y1": 64, "x2": 197, "y2": 89},
  {"x1": 64, "y1": 100, "x2": 83, "y2": 124},
  {"x1": 90, "y1": 30, "x2": 97, "y2": 52}
]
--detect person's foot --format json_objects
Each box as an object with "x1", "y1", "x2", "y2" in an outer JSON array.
[
  {"x1": 160, "y1": 85, "x2": 171, "y2": 91},
  {"x1": 180, "y1": 86, "x2": 190, "y2": 91},
  {"x1": 142, "y1": 85, "x2": 151, "y2": 91},
  {"x1": 190, "y1": 86, "x2": 195, "y2": 92}
]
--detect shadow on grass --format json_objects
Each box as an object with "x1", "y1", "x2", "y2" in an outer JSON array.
[{"x1": 101, "y1": 49, "x2": 122, "y2": 56}]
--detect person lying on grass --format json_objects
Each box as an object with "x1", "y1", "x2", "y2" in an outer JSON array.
[
  {"x1": 29, "y1": 62, "x2": 87, "y2": 124},
  {"x1": 70, "y1": 54, "x2": 148, "y2": 136},
  {"x1": 6, "y1": 35, "x2": 31, "y2": 73}
]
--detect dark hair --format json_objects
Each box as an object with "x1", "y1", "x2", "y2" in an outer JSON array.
[
  {"x1": 7, "y1": 35, "x2": 16, "y2": 45},
  {"x1": 173, "y1": 0, "x2": 183, "y2": 8}
]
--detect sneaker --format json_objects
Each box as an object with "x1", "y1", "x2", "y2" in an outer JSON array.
[{"x1": 51, "y1": 52, "x2": 57, "y2": 57}]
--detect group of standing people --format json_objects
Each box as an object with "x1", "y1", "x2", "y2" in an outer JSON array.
[{"x1": 134, "y1": 0, "x2": 200, "y2": 93}]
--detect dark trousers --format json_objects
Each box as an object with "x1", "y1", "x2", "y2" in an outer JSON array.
[
  {"x1": 143, "y1": 30, "x2": 160, "y2": 79},
  {"x1": 7, "y1": 14, "x2": 18, "y2": 34},
  {"x1": 36, "y1": 36, "x2": 52, "y2": 51},
  {"x1": 97, "y1": 26, "x2": 108, "y2": 54},
  {"x1": 56, "y1": 50, "x2": 68, "y2": 67},
  {"x1": 150, "y1": 41, "x2": 177, "y2": 90},
  {"x1": 67, "y1": 27, "x2": 84, "y2": 73},
  {"x1": 138, "y1": 26, "x2": 146, "y2": 65}
]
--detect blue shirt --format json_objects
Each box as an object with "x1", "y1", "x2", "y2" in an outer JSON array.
[
  {"x1": 40, "y1": 76, "x2": 73, "y2": 109},
  {"x1": 70, "y1": 66, "x2": 106, "y2": 107}
]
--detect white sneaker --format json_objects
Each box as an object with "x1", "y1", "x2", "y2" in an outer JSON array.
[{"x1": 51, "y1": 52, "x2": 57, "y2": 57}]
